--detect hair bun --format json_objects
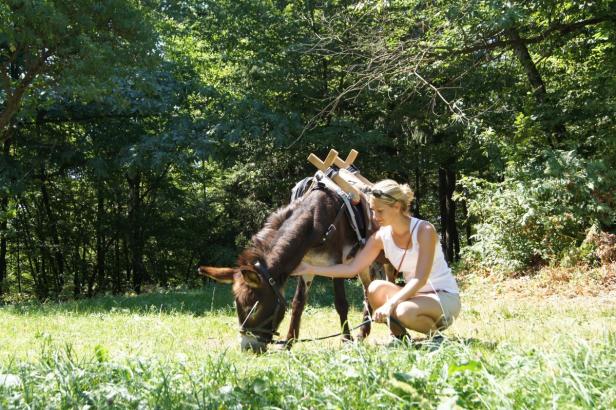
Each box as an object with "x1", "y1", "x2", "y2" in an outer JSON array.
[
  {"x1": 371, "y1": 179, "x2": 415, "y2": 215},
  {"x1": 399, "y1": 183, "x2": 415, "y2": 205}
]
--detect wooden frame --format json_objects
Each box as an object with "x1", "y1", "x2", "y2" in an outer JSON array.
[{"x1": 307, "y1": 149, "x2": 373, "y2": 203}]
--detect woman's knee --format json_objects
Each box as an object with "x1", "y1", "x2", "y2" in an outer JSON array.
[
  {"x1": 394, "y1": 303, "x2": 418, "y2": 322},
  {"x1": 366, "y1": 280, "x2": 392, "y2": 308},
  {"x1": 367, "y1": 279, "x2": 389, "y2": 296}
]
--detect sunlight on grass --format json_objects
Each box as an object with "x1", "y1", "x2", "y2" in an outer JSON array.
[{"x1": 0, "y1": 279, "x2": 614, "y2": 408}]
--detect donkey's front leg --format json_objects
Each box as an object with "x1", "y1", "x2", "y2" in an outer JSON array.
[
  {"x1": 285, "y1": 275, "x2": 313, "y2": 349},
  {"x1": 333, "y1": 278, "x2": 352, "y2": 341},
  {"x1": 356, "y1": 265, "x2": 379, "y2": 341}
]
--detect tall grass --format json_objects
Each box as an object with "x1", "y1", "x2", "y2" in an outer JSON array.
[
  {"x1": 1, "y1": 335, "x2": 614, "y2": 409},
  {"x1": 1, "y1": 278, "x2": 615, "y2": 409}
]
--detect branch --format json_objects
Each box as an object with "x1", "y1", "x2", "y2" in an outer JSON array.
[
  {"x1": 435, "y1": 16, "x2": 615, "y2": 57},
  {"x1": 0, "y1": 49, "x2": 50, "y2": 143}
]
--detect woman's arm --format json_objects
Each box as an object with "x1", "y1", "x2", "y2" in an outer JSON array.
[{"x1": 292, "y1": 232, "x2": 383, "y2": 279}]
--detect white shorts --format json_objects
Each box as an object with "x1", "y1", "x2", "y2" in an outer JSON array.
[{"x1": 418, "y1": 291, "x2": 461, "y2": 330}]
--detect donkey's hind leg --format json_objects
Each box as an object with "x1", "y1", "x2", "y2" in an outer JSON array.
[{"x1": 333, "y1": 278, "x2": 352, "y2": 342}]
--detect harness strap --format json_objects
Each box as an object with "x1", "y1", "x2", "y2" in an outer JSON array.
[
  {"x1": 239, "y1": 261, "x2": 286, "y2": 341},
  {"x1": 322, "y1": 200, "x2": 348, "y2": 243},
  {"x1": 314, "y1": 171, "x2": 366, "y2": 245},
  {"x1": 254, "y1": 261, "x2": 286, "y2": 310}
]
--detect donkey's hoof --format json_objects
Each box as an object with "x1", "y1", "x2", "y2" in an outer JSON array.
[
  {"x1": 270, "y1": 344, "x2": 286, "y2": 352},
  {"x1": 341, "y1": 334, "x2": 354, "y2": 344}
]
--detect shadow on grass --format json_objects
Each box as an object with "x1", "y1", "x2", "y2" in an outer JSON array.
[
  {"x1": 386, "y1": 336, "x2": 499, "y2": 352},
  {"x1": 448, "y1": 337, "x2": 499, "y2": 351},
  {"x1": 3, "y1": 284, "x2": 235, "y2": 316},
  {"x1": 1, "y1": 277, "x2": 367, "y2": 317}
]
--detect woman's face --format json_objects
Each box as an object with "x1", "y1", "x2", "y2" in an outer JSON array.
[{"x1": 370, "y1": 198, "x2": 401, "y2": 227}]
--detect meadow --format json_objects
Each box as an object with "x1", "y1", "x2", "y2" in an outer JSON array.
[{"x1": 0, "y1": 272, "x2": 615, "y2": 409}]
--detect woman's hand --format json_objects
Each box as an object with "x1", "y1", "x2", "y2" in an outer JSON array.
[
  {"x1": 372, "y1": 301, "x2": 396, "y2": 323},
  {"x1": 290, "y1": 262, "x2": 311, "y2": 276}
]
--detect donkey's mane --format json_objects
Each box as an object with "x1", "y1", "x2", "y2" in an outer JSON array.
[
  {"x1": 237, "y1": 199, "x2": 300, "y2": 267},
  {"x1": 236, "y1": 189, "x2": 338, "y2": 271}
]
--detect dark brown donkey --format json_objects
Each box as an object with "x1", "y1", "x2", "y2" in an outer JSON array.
[{"x1": 199, "y1": 183, "x2": 382, "y2": 353}]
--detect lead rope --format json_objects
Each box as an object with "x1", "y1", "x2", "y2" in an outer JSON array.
[
  {"x1": 241, "y1": 301, "x2": 259, "y2": 329},
  {"x1": 271, "y1": 318, "x2": 373, "y2": 345}
]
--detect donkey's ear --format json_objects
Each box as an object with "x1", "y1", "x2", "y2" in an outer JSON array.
[
  {"x1": 240, "y1": 269, "x2": 262, "y2": 288},
  {"x1": 198, "y1": 266, "x2": 237, "y2": 284}
]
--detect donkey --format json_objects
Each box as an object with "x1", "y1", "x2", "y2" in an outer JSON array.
[{"x1": 199, "y1": 182, "x2": 384, "y2": 353}]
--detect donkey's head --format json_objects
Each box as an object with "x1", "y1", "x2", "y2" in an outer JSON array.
[{"x1": 200, "y1": 248, "x2": 291, "y2": 353}]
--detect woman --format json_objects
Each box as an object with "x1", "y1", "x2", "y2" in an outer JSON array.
[{"x1": 292, "y1": 179, "x2": 461, "y2": 342}]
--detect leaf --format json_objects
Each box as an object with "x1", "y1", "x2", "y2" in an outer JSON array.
[
  {"x1": 253, "y1": 378, "x2": 267, "y2": 395},
  {"x1": 389, "y1": 378, "x2": 419, "y2": 397},
  {"x1": 437, "y1": 395, "x2": 458, "y2": 410},
  {"x1": 0, "y1": 374, "x2": 21, "y2": 388},
  {"x1": 94, "y1": 344, "x2": 110, "y2": 363},
  {"x1": 448, "y1": 360, "x2": 482, "y2": 376},
  {"x1": 219, "y1": 385, "x2": 233, "y2": 395}
]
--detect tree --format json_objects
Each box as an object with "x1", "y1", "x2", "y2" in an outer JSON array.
[{"x1": 0, "y1": 0, "x2": 158, "y2": 143}]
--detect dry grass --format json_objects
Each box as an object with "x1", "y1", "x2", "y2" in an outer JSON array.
[{"x1": 457, "y1": 262, "x2": 616, "y2": 299}]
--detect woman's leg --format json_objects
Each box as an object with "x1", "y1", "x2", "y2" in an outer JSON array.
[
  {"x1": 367, "y1": 280, "x2": 407, "y2": 336},
  {"x1": 393, "y1": 296, "x2": 444, "y2": 335},
  {"x1": 367, "y1": 280, "x2": 444, "y2": 336}
]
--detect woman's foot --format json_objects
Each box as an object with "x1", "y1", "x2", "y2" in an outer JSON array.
[
  {"x1": 419, "y1": 334, "x2": 445, "y2": 351},
  {"x1": 386, "y1": 331, "x2": 413, "y2": 347}
]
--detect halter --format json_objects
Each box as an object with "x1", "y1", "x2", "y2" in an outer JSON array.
[{"x1": 238, "y1": 260, "x2": 287, "y2": 343}]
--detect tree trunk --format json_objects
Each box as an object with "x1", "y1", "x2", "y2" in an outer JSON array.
[
  {"x1": 0, "y1": 140, "x2": 10, "y2": 296},
  {"x1": 461, "y1": 199, "x2": 473, "y2": 246},
  {"x1": 505, "y1": 27, "x2": 567, "y2": 145},
  {"x1": 127, "y1": 173, "x2": 145, "y2": 293},
  {"x1": 18, "y1": 199, "x2": 46, "y2": 299},
  {"x1": 122, "y1": 235, "x2": 131, "y2": 293},
  {"x1": 39, "y1": 242, "x2": 48, "y2": 300},
  {"x1": 438, "y1": 168, "x2": 448, "y2": 259},
  {"x1": 438, "y1": 167, "x2": 459, "y2": 263},
  {"x1": 95, "y1": 192, "x2": 106, "y2": 293},
  {"x1": 0, "y1": 51, "x2": 47, "y2": 144},
  {"x1": 446, "y1": 168, "x2": 460, "y2": 262},
  {"x1": 0, "y1": 195, "x2": 7, "y2": 297},
  {"x1": 40, "y1": 168, "x2": 65, "y2": 296},
  {"x1": 72, "y1": 247, "x2": 82, "y2": 298},
  {"x1": 16, "y1": 240, "x2": 22, "y2": 293},
  {"x1": 88, "y1": 190, "x2": 106, "y2": 297},
  {"x1": 413, "y1": 166, "x2": 421, "y2": 218}
]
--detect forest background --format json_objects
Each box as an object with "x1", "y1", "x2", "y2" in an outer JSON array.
[{"x1": 1, "y1": 0, "x2": 615, "y2": 302}]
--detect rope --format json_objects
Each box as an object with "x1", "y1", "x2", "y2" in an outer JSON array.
[
  {"x1": 270, "y1": 318, "x2": 372, "y2": 345},
  {"x1": 269, "y1": 314, "x2": 409, "y2": 345}
]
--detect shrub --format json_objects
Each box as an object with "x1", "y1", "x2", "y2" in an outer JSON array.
[{"x1": 457, "y1": 150, "x2": 616, "y2": 274}]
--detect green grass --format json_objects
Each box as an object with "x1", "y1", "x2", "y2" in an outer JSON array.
[{"x1": 0, "y1": 277, "x2": 615, "y2": 409}]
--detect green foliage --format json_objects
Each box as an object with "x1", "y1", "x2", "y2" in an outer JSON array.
[
  {"x1": 2, "y1": 0, "x2": 616, "y2": 300},
  {"x1": 0, "y1": 0, "x2": 159, "y2": 131},
  {"x1": 458, "y1": 150, "x2": 616, "y2": 273}
]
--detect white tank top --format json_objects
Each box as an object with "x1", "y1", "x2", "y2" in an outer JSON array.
[{"x1": 377, "y1": 217, "x2": 459, "y2": 294}]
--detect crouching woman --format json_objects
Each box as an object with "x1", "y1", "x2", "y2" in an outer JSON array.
[{"x1": 292, "y1": 179, "x2": 461, "y2": 341}]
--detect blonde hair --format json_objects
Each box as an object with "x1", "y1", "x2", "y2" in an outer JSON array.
[{"x1": 370, "y1": 179, "x2": 414, "y2": 215}]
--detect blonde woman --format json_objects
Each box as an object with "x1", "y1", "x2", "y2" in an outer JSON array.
[{"x1": 292, "y1": 179, "x2": 461, "y2": 343}]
